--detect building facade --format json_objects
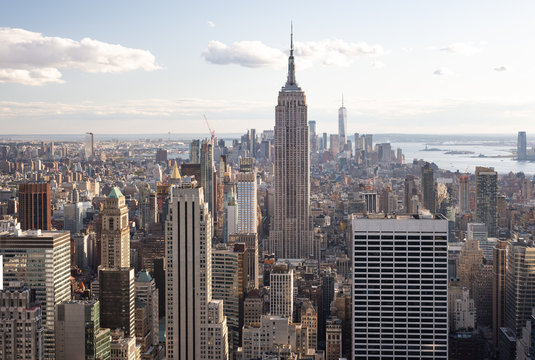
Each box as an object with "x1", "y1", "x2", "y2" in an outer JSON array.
[
  {"x1": 0, "y1": 230, "x2": 71, "y2": 359},
  {"x1": 101, "y1": 187, "x2": 130, "y2": 269},
  {"x1": 269, "y1": 31, "x2": 314, "y2": 260},
  {"x1": 165, "y1": 181, "x2": 228, "y2": 359},
  {"x1": 99, "y1": 268, "x2": 136, "y2": 338},
  {"x1": 270, "y1": 264, "x2": 294, "y2": 320},
  {"x1": 475, "y1": 166, "x2": 498, "y2": 237},
  {"x1": 351, "y1": 214, "x2": 449, "y2": 359},
  {"x1": 55, "y1": 300, "x2": 111, "y2": 360},
  {"x1": 0, "y1": 289, "x2": 44, "y2": 360},
  {"x1": 18, "y1": 183, "x2": 51, "y2": 231}
]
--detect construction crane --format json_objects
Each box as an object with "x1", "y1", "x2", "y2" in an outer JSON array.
[{"x1": 203, "y1": 114, "x2": 215, "y2": 145}]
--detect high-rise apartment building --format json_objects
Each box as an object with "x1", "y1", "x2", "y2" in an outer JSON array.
[
  {"x1": 517, "y1": 131, "x2": 527, "y2": 161},
  {"x1": 212, "y1": 243, "x2": 248, "y2": 352},
  {"x1": 459, "y1": 175, "x2": 470, "y2": 213},
  {"x1": 236, "y1": 158, "x2": 257, "y2": 234},
  {"x1": 404, "y1": 175, "x2": 417, "y2": 214},
  {"x1": 351, "y1": 214, "x2": 449, "y2": 359},
  {"x1": 0, "y1": 289, "x2": 44, "y2": 360},
  {"x1": 309, "y1": 120, "x2": 317, "y2": 153},
  {"x1": 101, "y1": 187, "x2": 130, "y2": 269},
  {"x1": 338, "y1": 97, "x2": 347, "y2": 145},
  {"x1": 18, "y1": 182, "x2": 51, "y2": 230},
  {"x1": 493, "y1": 239, "x2": 508, "y2": 347},
  {"x1": 200, "y1": 139, "x2": 215, "y2": 218},
  {"x1": 0, "y1": 230, "x2": 71, "y2": 359},
  {"x1": 165, "y1": 180, "x2": 228, "y2": 359},
  {"x1": 190, "y1": 140, "x2": 200, "y2": 164},
  {"x1": 475, "y1": 166, "x2": 498, "y2": 237},
  {"x1": 270, "y1": 264, "x2": 294, "y2": 320},
  {"x1": 422, "y1": 162, "x2": 436, "y2": 212},
  {"x1": 364, "y1": 134, "x2": 373, "y2": 153},
  {"x1": 269, "y1": 30, "x2": 314, "y2": 259},
  {"x1": 55, "y1": 300, "x2": 111, "y2": 360},
  {"x1": 504, "y1": 242, "x2": 535, "y2": 338}
]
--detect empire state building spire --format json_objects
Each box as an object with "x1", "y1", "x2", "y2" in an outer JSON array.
[{"x1": 283, "y1": 23, "x2": 300, "y2": 91}]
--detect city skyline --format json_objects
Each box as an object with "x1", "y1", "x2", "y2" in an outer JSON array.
[{"x1": 3, "y1": 1, "x2": 535, "y2": 134}]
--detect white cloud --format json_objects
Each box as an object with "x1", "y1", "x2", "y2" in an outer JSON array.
[
  {"x1": 295, "y1": 39, "x2": 386, "y2": 67},
  {"x1": 207, "y1": 21, "x2": 215, "y2": 28},
  {"x1": 202, "y1": 39, "x2": 386, "y2": 68},
  {"x1": 439, "y1": 42, "x2": 482, "y2": 56},
  {"x1": 371, "y1": 60, "x2": 385, "y2": 69},
  {"x1": 0, "y1": 27, "x2": 160, "y2": 85},
  {"x1": 202, "y1": 40, "x2": 286, "y2": 68},
  {"x1": 494, "y1": 65, "x2": 508, "y2": 72},
  {"x1": 0, "y1": 68, "x2": 63, "y2": 86},
  {"x1": 433, "y1": 68, "x2": 453, "y2": 76}
]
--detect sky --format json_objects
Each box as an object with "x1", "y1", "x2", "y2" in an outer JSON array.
[{"x1": 2, "y1": 0, "x2": 535, "y2": 136}]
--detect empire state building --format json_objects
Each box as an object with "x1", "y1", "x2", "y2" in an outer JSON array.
[{"x1": 269, "y1": 30, "x2": 314, "y2": 259}]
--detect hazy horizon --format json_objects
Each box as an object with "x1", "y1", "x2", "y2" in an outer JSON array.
[{"x1": 2, "y1": 1, "x2": 535, "y2": 134}]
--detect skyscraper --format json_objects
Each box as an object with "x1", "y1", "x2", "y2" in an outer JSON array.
[
  {"x1": 99, "y1": 267, "x2": 136, "y2": 338},
  {"x1": 0, "y1": 230, "x2": 71, "y2": 358},
  {"x1": 18, "y1": 182, "x2": 51, "y2": 230},
  {"x1": 101, "y1": 187, "x2": 130, "y2": 269},
  {"x1": 269, "y1": 29, "x2": 314, "y2": 259},
  {"x1": 229, "y1": 233, "x2": 259, "y2": 290},
  {"x1": 475, "y1": 166, "x2": 498, "y2": 237},
  {"x1": 190, "y1": 139, "x2": 200, "y2": 164},
  {"x1": 404, "y1": 175, "x2": 417, "y2": 213},
  {"x1": 165, "y1": 180, "x2": 228, "y2": 360},
  {"x1": 211, "y1": 243, "x2": 248, "y2": 353},
  {"x1": 459, "y1": 175, "x2": 470, "y2": 213},
  {"x1": 338, "y1": 96, "x2": 347, "y2": 145},
  {"x1": 492, "y1": 239, "x2": 507, "y2": 348},
  {"x1": 269, "y1": 264, "x2": 294, "y2": 320},
  {"x1": 351, "y1": 214, "x2": 449, "y2": 359},
  {"x1": 200, "y1": 139, "x2": 215, "y2": 220},
  {"x1": 236, "y1": 158, "x2": 257, "y2": 234},
  {"x1": 309, "y1": 120, "x2": 317, "y2": 153},
  {"x1": 517, "y1": 131, "x2": 527, "y2": 161},
  {"x1": 504, "y1": 242, "x2": 535, "y2": 338},
  {"x1": 422, "y1": 162, "x2": 436, "y2": 212}
]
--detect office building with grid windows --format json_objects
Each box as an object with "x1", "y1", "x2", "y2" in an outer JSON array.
[{"x1": 351, "y1": 214, "x2": 449, "y2": 359}]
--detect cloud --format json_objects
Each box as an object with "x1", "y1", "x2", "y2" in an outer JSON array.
[
  {"x1": 207, "y1": 21, "x2": 215, "y2": 28},
  {"x1": 202, "y1": 40, "x2": 286, "y2": 68},
  {"x1": 439, "y1": 42, "x2": 482, "y2": 56},
  {"x1": 0, "y1": 68, "x2": 63, "y2": 86},
  {"x1": 371, "y1": 61, "x2": 385, "y2": 69},
  {"x1": 202, "y1": 39, "x2": 386, "y2": 68},
  {"x1": 433, "y1": 68, "x2": 453, "y2": 76},
  {"x1": 295, "y1": 39, "x2": 386, "y2": 67},
  {"x1": 0, "y1": 27, "x2": 160, "y2": 85},
  {"x1": 494, "y1": 65, "x2": 508, "y2": 72}
]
